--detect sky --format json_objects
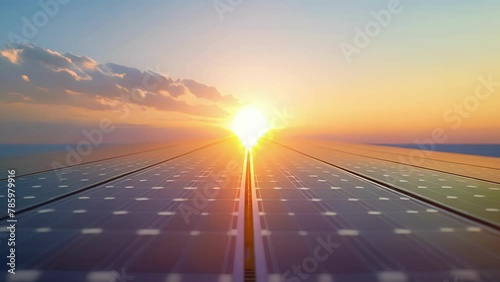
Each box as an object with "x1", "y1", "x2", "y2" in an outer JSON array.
[{"x1": 1, "y1": 0, "x2": 499, "y2": 144}]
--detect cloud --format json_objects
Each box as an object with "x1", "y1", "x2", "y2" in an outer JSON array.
[
  {"x1": 0, "y1": 49, "x2": 20, "y2": 64},
  {"x1": 0, "y1": 43, "x2": 239, "y2": 119}
]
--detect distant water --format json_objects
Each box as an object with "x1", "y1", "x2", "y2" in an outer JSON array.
[
  {"x1": 0, "y1": 144, "x2": 110, "y2": 158},
  {"x1": 377, "y1": 144, "x2": 500, "y2": 158}
]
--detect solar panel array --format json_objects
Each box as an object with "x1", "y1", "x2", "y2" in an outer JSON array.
[
  {"x1": 1, "y1": 141, "x2": 245, "y2": 282},
  {"x1": 1, "y1": 138, "x2": 499, "y2": 282},
  {"x1": 253, "y1": 142, "x2": 500, "y2": 282},
  {"x1": 279, "y1": 140, "x2": 500, "y2": 227}
]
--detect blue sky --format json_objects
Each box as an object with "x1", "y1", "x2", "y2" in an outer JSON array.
[
  {"x1": 1, "y1": 0, "x2": 500, "y2": 143},
  {"x1": 4, "y1": 0, "x2": 496, "y2": 84},
  {"x1": 2, "y1": 1, "x2": 497, "y2": 72}
]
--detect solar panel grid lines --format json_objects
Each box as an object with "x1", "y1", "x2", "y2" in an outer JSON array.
[
  {"x1": 0, "y1": 157, "x2": 158, "y2": 218},
  {"x1": 270, "y1": 140, "x2": 500, "y2": 230},
  {"x1": 297, "y1": 139, "x2": 500, "y2": 184},
  {"x1": 0, "y1": 141, "x2": 188, "y2": 180},
  {"x1": 308, "y1": 140, "x2": 500, "y2": 171},
  {"x1": 0, "y1": 139, "x2": 246, "y2": 282},
  {"x1": 0, "y1": 138, "x2": 238, "y2": 179},
  {"x1": 258, "y1": 158, "x2": 398, "y2": 277},
  {"x1": 0, "y1": 139, "x2": 232, "y2": 219},
  {"x1": 253, "y1": 142, "x2": 500, "y2": 282},
  {"x1": 1, "y1": 138, "x2": 500, "y2": 282}
]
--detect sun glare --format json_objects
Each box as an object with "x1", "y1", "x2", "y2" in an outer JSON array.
[{"x1": 231, "y1": 106, "x2": 269, "y2": 148}]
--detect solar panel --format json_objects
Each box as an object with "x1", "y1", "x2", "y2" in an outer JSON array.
[
  {"x1": 274, "y1": 140, "x2": 500, "y2": 228},
  {"x1": 1, "y1": 140, "x2": 245, "y2": 282},
  {"x1": 1, "y1": 138, "x2": 499, "y2": 282},
  {"x1": 0, "y1": 141, "x2": 222, "y2": 218},
  {"x1": 253, "y1": 142, "x2": 500, "y2": 282}
]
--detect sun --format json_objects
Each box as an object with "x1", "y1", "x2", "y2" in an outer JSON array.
[{"x1": 231, "y1": 106, "x2": 269, "y2": 148}]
